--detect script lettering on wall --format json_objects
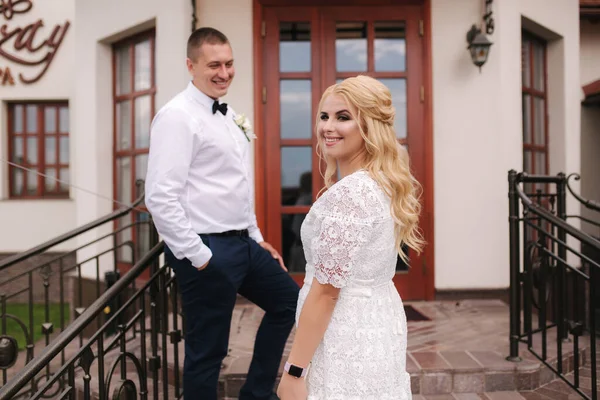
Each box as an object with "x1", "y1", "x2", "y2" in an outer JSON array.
[
  {"x1": 0, "y1": 66, "x2": 15, "y2": 84},
  {"x1": 0, "y1": 0, "x2": 70, "y2": 85}
]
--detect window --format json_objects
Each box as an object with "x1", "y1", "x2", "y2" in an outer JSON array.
[
  {"x1": 113, "y1": 30, "x2": 155, "y2": 263},
  {"x1": 8, "y1": 102, "x2": 70, "y2": 199},
  {"x1": 522, "y1": 33, "x2": 550, "y2": 246},
  {"x1": 521, "y1": 33, "x2": 548, "y2": 182}
]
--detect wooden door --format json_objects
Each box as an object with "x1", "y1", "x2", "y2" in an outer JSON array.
[{"x1": 261, "y1": 4, "x2": 431, "y2": 299}]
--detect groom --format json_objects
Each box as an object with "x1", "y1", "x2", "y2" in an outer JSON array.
[{"x1": 145, "y1": 27, "x2": 299, "y2": 400}]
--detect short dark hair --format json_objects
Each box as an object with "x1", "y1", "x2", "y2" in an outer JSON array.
[{"x1": 187, "y1": 27, "x2": 229, "y2": 61}]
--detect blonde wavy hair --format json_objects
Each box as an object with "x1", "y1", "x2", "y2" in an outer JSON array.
[{"x1": 316, "y1": 75, "x2": 425, "y2": 262}]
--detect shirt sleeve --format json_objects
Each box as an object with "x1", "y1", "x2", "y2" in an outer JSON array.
[
  {"x1": 312, "y1": 214, "x2": 372, "y2": 288},
  {"x1": 145, "y1": 107, "x2": 212, "y2": 268}
]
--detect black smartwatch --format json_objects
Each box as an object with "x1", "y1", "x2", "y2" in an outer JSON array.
[{"x1": 284, "y1": 361, "x2": 308, "y2": 378}]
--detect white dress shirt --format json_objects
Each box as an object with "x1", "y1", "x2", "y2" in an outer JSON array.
[{"x1": 145, "y1": 82, "x2": 264, "y2": 268}]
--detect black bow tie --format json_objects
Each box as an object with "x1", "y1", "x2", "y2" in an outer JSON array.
[{"x1": 212, "y1": 100, "x2": 228, "y2": 115}]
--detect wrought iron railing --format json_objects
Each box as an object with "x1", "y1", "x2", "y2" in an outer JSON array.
[
  {"x1": 0, "y1": 184, "x2": 150, "y2": 396},
  {"x1": 508, "y1": 170, "x2": 598, "y2": 400},
  {"x1": 566, "y1": 173, "x2": 600, "y2": 238},
  {"x1": 0, "y1": 237, "x2": 183, "y2": 400}
]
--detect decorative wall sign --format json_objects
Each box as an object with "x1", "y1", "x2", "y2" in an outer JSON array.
[
  {"x1": 0, "y1": 0, "x2": 70, "y2": 85},
  {"x1": 0, "y1": 66, "x2": 14, "y2": 84}
]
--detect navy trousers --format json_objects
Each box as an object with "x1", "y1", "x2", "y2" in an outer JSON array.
[{"x1": 165, "y1": 234, "x2": 299, "y2": 400}]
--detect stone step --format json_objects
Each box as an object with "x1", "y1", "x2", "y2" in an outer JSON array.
[
  {"x1": 160, "y1": 301, "x2": 596, "y2": 397},
  {"x1": 65, "y1": 332, "x2": 596, "y2": 400},
  {"x1": 31, "y1": 299, "x2": 597, "y2": 399},
  {"x1": 406, "y1": 347, "x2": 590, "y2": 395},
  {"x1": 157, "y1": 338, "x2": 591, "y2": 397},
  {"x1": 532, "y1": 364, "x2": 600, "y2": 399},
  {"x1": 414, "y1": 394, "x2": 540, "y2": 400}
]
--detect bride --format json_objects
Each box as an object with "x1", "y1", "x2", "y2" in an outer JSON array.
[{"x1": 277, "y1": 75, "x2": 424, "y2": 400}]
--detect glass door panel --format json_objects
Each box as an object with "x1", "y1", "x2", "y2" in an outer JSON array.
[{"x1": 264, "y1": 5, "x2": 428, "y2": 298}]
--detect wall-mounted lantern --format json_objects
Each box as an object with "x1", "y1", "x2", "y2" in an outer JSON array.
[
  {"x1": 466, "y1": 25, "x2": 493, "y2": 71},
  {"x1": 467, "y1": 0, "x2": 494, "y2": 71}
]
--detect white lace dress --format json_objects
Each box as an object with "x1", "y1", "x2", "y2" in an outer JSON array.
[{"x1": 296, "y1": 170, "x2": 412, "y2": 400}]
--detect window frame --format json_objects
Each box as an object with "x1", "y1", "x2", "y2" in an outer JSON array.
[
  {"x1": 7, "y1": 101, "x2": 70, "y2": 200},
  {"x1": 112, "y1": 29, "x2": 156, "y2": 205},
  {"x1": 521, "y1": 32, "x2": 549, "y2": 178},
  {"x1": 112, "y1": 29, "x2": 156, "y2": 265}
]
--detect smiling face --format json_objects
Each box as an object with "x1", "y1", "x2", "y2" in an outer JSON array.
[
  {"x1": 317, "y1": 93, "x2": 367, "y2": 169},
  {"x1": 186, "y1": 42, "x2": 235, "y2": 99}
]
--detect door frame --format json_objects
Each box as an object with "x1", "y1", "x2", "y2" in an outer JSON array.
[{"x1": 252, "y1": 0, "x2": 435, "y2": 300}]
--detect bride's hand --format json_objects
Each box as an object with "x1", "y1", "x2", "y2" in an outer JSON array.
[{"x1": 277, "y1": 374, "x2": 307, "y2": 400}]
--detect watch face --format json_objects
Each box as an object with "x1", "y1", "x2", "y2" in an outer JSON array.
[{"x1": 288, "y1": 364, "x2": 303, "y2": 378}]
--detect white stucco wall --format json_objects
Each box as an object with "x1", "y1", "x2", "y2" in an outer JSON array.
[
  {"x1": 432, "y1": 0, "x2": 580, "y2": 290},
  {"x1": 579, "y1": 19, "x2": 600, "y2": 237},
  {"x1": 0, "y1": 0, "x2": 76, "y2": 251},
  {"x1": 73, "y1": 0, "x2": 191, "y2": 277}
]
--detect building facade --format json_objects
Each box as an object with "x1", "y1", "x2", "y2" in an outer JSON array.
[{"x1": 0, "y1": 0, "x2": 592, "y2": 300}]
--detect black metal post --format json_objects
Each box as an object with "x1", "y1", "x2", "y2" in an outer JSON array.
[
  {"x1": 97, "y1": 337, "x2": 106, "y2": 400},
  {"x1": 590, "y1": 265, "x2": 597, "y2": 400},
  {"x1": 1, "y1": 294, "x2": 7, "y2": 385},
  {"x1": 556, "y1": 173, "x2": 569, "y2": 344},
  {"x1": 523, "y1": 231, "x2": 533, "y2": 349},
  {"x1": 171, "y1": 279, "x2": 182, "y2": 398},
  {"x1": 148, "y1": 219, "x2": 162, "y2": 399},
  {"x1": 160, "y1": 271, "x2": 170, "y2": 399},
  {"x1": 150, "y1": 292, "x2": 160, "y2": 400},
  {"x1": 139, "y1": 294, "x2": 149, "y2": 400},
  {"x1": 540, "y1": 235, "x2": 548, "y2": 361},
  {"x1": 508, "y1": 170, "x2": 522, "y2": 361},
  {"x1": 67, "y1": 366, "x2": 75, "y2": 400},
  {"x1": 149, "y1": 218, "x2": 161, "y2": 333}
]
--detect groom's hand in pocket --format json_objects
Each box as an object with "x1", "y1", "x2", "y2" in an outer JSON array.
[
  {"x1": 195, "y1": 260, "x2": 210, "y2": 271},
  {"x1": 259, "y1": 241, "x2": 287, "y2": 272}
]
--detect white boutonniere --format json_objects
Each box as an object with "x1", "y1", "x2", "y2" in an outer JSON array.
[{"x1": 233, "y1": 113, "x2": 257, "y2": 142}]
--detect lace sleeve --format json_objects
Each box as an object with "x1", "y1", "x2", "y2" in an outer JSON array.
[
  {"x1": 312, "y1": 215, "x2": 371, "y2": 288},
  {"x1": 311, "y1": 172, "x2": 385, "y2": 288}
]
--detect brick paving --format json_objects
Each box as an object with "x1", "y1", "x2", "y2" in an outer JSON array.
[
  {"x1": 214, "y1": 298, "x2": 596, "y2": 398},
  {"x1": 3, "y1": 298, "x2": 597, "y2": 399}
]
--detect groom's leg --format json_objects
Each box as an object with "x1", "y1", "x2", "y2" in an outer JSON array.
[
  {"x1": 238, "y1": 239, "x2": 300, "y2": 400},
  {"x1": 165, "y1": 236, "x2": 243, "y2": 400}
]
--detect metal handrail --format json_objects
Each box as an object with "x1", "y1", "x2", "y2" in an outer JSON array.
[
  {"x1": 508, "y1": 170, "x2": 598, "y2": 400},
  {"x1": 0, "y1": 192, "x2": 145, "y2": 272},
  {"x1": 515, "y1": 177, "x2": 600, "y2": 252},
  {"x1": 0, "y1": 241, "x2": 164, "y2": 400},
  {"x1": 567, "y1": 173, "x2": 600, "y2": 213},
  {"x1": 0, "y1": 220, "x2": 148, "y2": 286}
]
